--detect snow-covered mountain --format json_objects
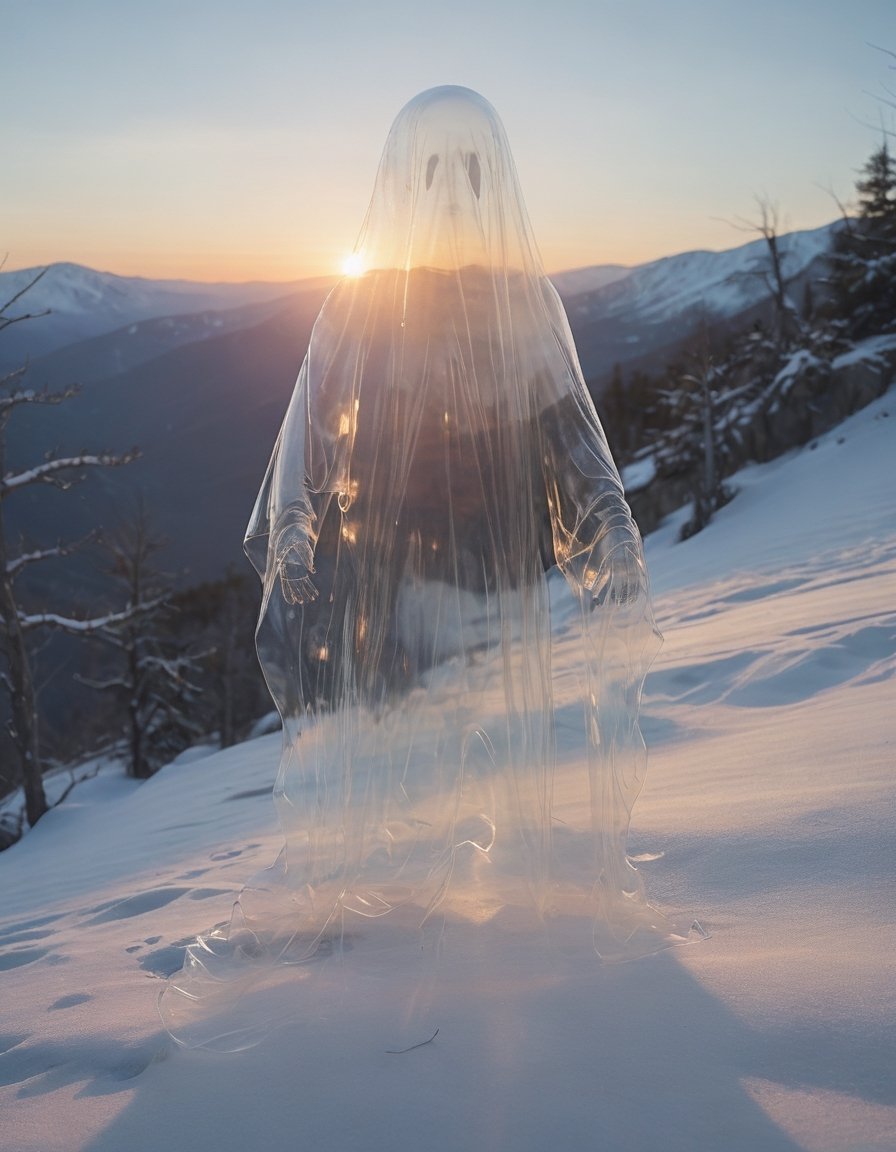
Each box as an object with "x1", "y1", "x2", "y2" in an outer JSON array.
[
  {"x1": 3, "y1": 223, "x2": 836, "y2": 378},
  {"x1": 0, "y1": 262, "x2": 334, "y2": 367},
  {"x1": 564, "y1": 223, "x2": 833, "y2": 327},
  {"x1": 1, "y1": 386, "x2": 893, "y2": 1152},
  {"x1": 557, "y1": 222, "x2": 836, "y2": 382}
]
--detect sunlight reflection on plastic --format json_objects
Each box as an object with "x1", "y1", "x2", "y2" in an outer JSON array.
[{"x1": 161, "y1": 85, "x2": 689, "y2": 1053}]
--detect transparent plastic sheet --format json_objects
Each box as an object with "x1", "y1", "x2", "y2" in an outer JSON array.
[{"x1": 160, "y1": 86, "x2": 689, "y2": 1052}]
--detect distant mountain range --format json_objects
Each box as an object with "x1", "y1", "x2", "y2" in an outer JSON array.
[
  {"x1": 1, "y1": 222, "x2": 837, "y2": 586},
  {"x1": 553, "y1": 221, "x2": 835, "y2": 381},
  {"x1": 0, "y1": 263, "x2": 336, "y2": 368}
]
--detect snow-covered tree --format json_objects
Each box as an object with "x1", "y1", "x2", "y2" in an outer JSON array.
[
  {"x1": 1, "y1": 273, "x2": 138, "y2": 826},
  {"x1": 830, "y1": 141, "x2": 896, "y2": 339}
]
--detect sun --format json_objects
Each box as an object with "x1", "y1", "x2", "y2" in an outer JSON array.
[{"x1": 340, "y1": 251, "x2": 365, "y2": 278}]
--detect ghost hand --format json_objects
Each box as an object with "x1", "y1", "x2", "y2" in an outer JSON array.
[
  {"x1": 580, "y1": 526, "x2": 646, "y2": 609},
  {"x1": 273, "y1": 521, "x2": 318, "y2": 605}
]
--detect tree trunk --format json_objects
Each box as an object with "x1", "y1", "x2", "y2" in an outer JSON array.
[{"x1": 0, "y1": 574, "x2": 48, "y2": 826}]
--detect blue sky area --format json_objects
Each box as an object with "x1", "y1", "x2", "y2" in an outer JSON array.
[{"x1": 3, "y1": 0, "x2": 894, "y2": 280}]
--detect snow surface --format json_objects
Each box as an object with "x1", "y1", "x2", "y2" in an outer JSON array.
[
  {"x1": 621, "y1": 453, "x2": 657, "y2": 493},
  {"x1": 1, "y1": 390, "x2": 894, "y2": 1151}
]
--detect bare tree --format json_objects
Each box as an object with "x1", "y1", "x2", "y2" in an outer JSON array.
[
  {"x1": 733, "y1": 197, "x2": 802, "y2": 351},
  {"x1": 654, "y1": 316, "x2": 734, "y2": 538},
  {"x1": 1, "y1": 272, "x2": 138, "y2": 827}
]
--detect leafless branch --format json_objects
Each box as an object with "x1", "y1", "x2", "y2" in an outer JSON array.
[
  {"x1": 0, "y1": 308, "x2": 52, "y2": 335},
  {"x1": 0, "y1": 365, "x2": 28, "y2": 391},
  {"x1": 0, "y1": 384, "x2": 80, "y2": 412},
  {"x1": 7, "y1": 531, "x2": 96, "y2": 580},
  {"x1": 73, "y1": 672, "x2": 131, "y2": 691},
  {"x1": 868, "y1": 43, "x2": 896, "y2": 66},
  {"x1": 53, "y1": 760, "x2": 104, "y2": 807},
  {"x1": 1, "y1": 448, "x2": 139, "y2": 496},
  {"x1": 18, "y1": 595, "x2": 166, "y2": 635},
  {"x1": 0, "y1": 267, "x2": 49, "y2": 324}
]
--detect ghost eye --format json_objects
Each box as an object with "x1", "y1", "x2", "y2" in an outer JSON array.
[
  {"x1": 425, "y1": 154, "x2": 439, "y2": 190},
  {"x1": 465, "y1": 152, "x2": 481, "y2": 199}
]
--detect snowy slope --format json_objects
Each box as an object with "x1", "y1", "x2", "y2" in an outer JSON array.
[{"x1": 0, "y1": 390, "x2": 894, "y2": 1152}]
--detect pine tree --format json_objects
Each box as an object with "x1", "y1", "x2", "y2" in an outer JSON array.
[
  {"x1": 856, "y1": 142, "x2": 896, "y2": 228},
  {"x1": 831, "y1": 141, "x2": 896, "y2": 338}
]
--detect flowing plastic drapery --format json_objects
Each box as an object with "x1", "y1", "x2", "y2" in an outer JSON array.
[{"x1": 161, "y1": 86, "x2": 675, "y2": 1051}]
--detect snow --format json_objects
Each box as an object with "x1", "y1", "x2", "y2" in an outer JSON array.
[
  {"x1": 569, "y1": 222, "x2": 835, "y2": 326},
  {"x1": 832, "y1": 332, "x2": 896, "y2": 371},
  {"x1": 621, "y1": 453, "x2": 657, "y2": 493},
  {"x1": 0, "y1": 263, "x2": 303, "y2": 324},
  {"x1": 1, "y1": 390, "x2": 895, "y2": 1151},
  {"x1": 771, "y1": 348, "x2": 824, "y2": 397},
  {"x1": 0, "y1": 262, "x2": 328, "y2": 364}
]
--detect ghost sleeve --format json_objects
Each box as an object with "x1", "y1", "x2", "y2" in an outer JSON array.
[
  {"x1": 244, "y1": 360, "x2": 323, "y2": 605},
  {"x1": 539, "y1": 389, "x2": 647, "y2": 606}
]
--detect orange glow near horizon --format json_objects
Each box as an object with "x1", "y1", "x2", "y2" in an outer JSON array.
[
  {"x1": 0, "y1": 204, "x2": 842, "y2": 286},
  {"x1": 1, "y1": 235, "x2": 671, "y2": 284}
]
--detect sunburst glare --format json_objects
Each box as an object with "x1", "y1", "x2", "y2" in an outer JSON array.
[{"x1": 341, "y1": 251, "x2": 365, "y2": 277}]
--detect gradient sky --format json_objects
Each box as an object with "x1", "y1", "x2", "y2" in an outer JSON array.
[{"x1": 3, "y1": 0, "x2": 894, "y2": 282}]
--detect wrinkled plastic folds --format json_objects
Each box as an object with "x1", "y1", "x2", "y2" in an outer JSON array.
[{"x1": 161, "y1": 86, "x2": 679, "y2": 1051}]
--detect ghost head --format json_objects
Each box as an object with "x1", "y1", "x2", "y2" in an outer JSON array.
[{"x1": 352, "y1": 85, "x2": 540, "y2": 274}]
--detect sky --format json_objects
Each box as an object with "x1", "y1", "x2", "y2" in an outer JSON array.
[{"x1": 2, "y1": 0, "x2": 894, "y2": 283}]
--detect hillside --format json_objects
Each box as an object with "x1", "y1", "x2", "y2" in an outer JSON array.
[{"x1": 0, "y1": 387, "x2": 893, "y2": 1152}]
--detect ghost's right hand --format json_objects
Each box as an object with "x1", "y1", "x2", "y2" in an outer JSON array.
[{"x1": 273, "y1": 522, "x2": 318, "y2": 605}]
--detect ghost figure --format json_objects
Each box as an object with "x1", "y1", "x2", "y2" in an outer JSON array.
[{"x1": 162, "y1": 87, "x2": 674, "y2": 1051}]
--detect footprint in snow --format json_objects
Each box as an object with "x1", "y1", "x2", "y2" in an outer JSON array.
[
  {"x1": 209, "y1": 843, "x2": 261, "y2": 862},
  {"x1": 0, "y1": 912, "x2": 64, "y2": 936},
  {"x1": 0, "y1": 947, "x2": 51, "y2": 971},
  {"x1": 82, "y1": 887, "x2": 191, "y2": 926},
  {"x1": 137, "y1": 939, "x2": 195, "y2": 978},
  {"x1": 48, "y1": 993, "x2": 92, "y2": 1010}
]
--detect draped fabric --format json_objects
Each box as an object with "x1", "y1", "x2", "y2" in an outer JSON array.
[{"x1": 161, "y1": 87, "x2": 673, "y2": 1052}]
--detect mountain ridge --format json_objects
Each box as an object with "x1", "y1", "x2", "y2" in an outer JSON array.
[{"x1": 3, "y1": 220, "x2": 840, "y2": 584}]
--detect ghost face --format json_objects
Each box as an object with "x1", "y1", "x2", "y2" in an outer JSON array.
[{"x1": 357, "y1": 86, "x2": 533, "y2": 274}]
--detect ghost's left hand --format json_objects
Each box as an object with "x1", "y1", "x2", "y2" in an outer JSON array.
[{"x1": 582, "y1": 527, "x2": 646, "y2": 609}]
